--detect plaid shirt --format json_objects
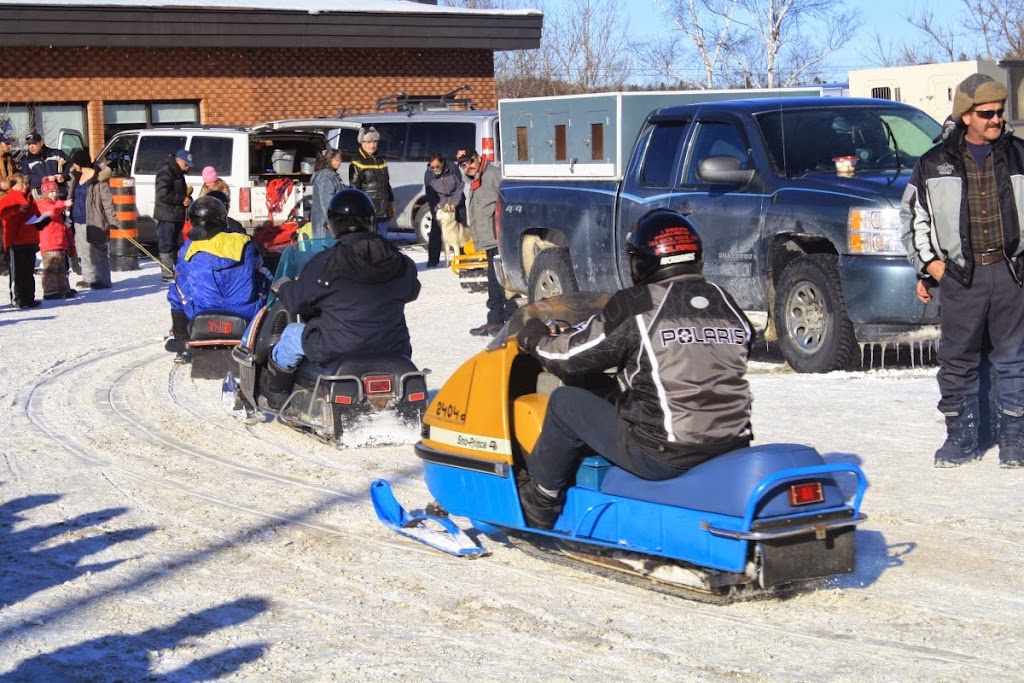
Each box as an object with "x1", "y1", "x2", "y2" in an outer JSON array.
[{"x1": 964, "y1": 143, "x2": 1004, "y2": 254}]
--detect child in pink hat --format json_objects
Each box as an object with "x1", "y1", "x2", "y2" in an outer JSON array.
[{"x1": 200, "y1": 166, "x2": 229, "y2": 198}]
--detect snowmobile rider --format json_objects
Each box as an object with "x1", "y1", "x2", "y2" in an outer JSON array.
[
  {"x1": 167, "y1": 195, "x2": 270, "y2": 363},
  {"x1": 515, "y1": 210, "x2": 754, "y2": 530},
  {"x1": 261, "y1": 188, "x2": 421, "y2": 399}
]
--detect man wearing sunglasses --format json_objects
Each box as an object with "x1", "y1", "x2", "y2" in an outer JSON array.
[{"x1": 901, "y1": 72, "x2": 1024, "y2": 470}]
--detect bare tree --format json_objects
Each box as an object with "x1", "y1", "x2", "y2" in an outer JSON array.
[
  {"x1": 545, "y1": 0, "x2": 632, "y2": 93},
  {"x1": 649, "y1": 0, "x2": 738, "y2": 88}
]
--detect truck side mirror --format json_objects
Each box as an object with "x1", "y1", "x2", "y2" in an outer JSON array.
[{"x1": 697, "y1": 155, "x2": 756, "y2": 187}]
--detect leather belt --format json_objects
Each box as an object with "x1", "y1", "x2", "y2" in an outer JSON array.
[{"x1": 974, "y1": 250, "x2": 1004, "y2": 265}]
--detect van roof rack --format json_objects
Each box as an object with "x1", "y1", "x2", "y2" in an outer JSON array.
[{"x1": 373, "y1": 84, "x2": 474, "y2": 115}]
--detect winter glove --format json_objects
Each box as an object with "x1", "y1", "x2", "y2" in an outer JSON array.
[
  {"x1": 271, "y1": 276, "x2": 292, "y2": 293},
  {"x1": 517, "y1": 317, "x2": 550, "y2": 354}
]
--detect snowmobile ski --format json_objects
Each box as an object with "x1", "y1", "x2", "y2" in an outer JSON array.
[{"x1": 370, "y1": 479, "x2": 486, "y2": 558}]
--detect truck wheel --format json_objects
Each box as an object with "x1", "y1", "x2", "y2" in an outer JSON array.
[
  {"x1": 773, "y1": 254, "x2": 857, "y2": 373},
  {"x1": 528, "y1": 248, "x2": 578, "y2": 302},
  {"x1": 414, "y1": 204, "x2": 432, "y2": 244}
]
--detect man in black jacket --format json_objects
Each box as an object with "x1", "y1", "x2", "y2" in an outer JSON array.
[
  {"x1": 901, "y1": 73, "x2": 1024, "y2": 469},
  {"x1": 19, "y1": 131, "x2": 71, "y2": 199},
  {"x1": 261, "y1": 189, "x2": 420, "y2": 397},
  {"x1": 348, "y1": 127, "x2": 394, "y2": 239},
  {"x1": 154, "y1": 149, "x2": 193, "y2": 282},
  {"x1": 515, "y1": 210, "x2": 753, "y2": 529}
]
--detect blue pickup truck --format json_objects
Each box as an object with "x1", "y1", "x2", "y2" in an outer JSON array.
[{"x1": 496, "y1": 95, "x2": 942, "y2": 373}]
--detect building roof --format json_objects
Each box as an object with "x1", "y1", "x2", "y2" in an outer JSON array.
[{"x1": 1, "y1": 0, "x2": 544, "y2": 51}]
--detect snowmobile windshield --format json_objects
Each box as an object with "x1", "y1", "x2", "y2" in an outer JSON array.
[
  {"x1": 274, "y1": 237, "x2": 336, "y2": 280},
  {"x1": 487, "y1": 291, "x2": 612, "y2": 352}
]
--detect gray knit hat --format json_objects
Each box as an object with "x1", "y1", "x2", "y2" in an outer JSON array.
[
  {"x1": 357, "y1": 127, "x2": 380, "y2": 143},
  {"x1": 952, "y1": 73, "x2": 1008, "y2": 121}
]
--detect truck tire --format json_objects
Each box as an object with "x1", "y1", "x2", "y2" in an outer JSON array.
[
  {"x1": 528, "y1": 248, "x2": 578, "y2": 302},
  {"x1": 414, "y1": 204, "x2": 432, "y2": 244},
  {"x1": 773, "y1": 254, "x2": 857, "y2": 373}
]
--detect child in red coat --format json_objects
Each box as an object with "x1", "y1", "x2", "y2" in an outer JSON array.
[
  {"x1": 36, "y1": 178, "x2": 75, "y2": 299},
  {"x1": 0, "y1": 173, "x2": 41, "y2": 308}
]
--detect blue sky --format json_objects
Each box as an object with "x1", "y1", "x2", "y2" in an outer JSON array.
[{"x1": 631, "y1": 0, "x2": 918, "y2": 82}]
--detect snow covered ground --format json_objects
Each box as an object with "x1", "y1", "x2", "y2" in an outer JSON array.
[{"x1": 0, "y1": 244, "x2": 1021, "y2": 682}]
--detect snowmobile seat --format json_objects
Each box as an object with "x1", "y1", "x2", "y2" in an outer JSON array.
[
  {"x1": 599, "y1": 443, "x2": 848, "y2": 518},
  {"x1": 513, "y1": 392, "x2": 549, "y2": 455}
]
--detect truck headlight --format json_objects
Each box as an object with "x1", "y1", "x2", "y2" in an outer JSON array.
[{"x1": 848, "y1": 208, "x2": 906, "y2": 255}]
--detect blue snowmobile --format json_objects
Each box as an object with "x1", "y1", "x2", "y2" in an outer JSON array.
[{"x1": 373, "y1": 292, "x2": 868, "y2": 601}]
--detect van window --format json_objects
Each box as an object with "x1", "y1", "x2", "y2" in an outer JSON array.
[
  {"x1": 136, "y1": 136, "x2": 187, "y2": 175},
  {"x1": 104, "y1": 133, "x2": 137, "y2": 176},
  {"x1": 334, "y1": 128, "x2": 360, "y2": 157},
  {"x1": 354, "y1": 121, "x2": 478, "y2": 163},
  {"x1": 190, "y1": 136, "x2": 233, "y2": 175}
]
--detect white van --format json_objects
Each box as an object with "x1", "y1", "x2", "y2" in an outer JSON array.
[
  {"x1": 327, "y1": 110, "x2": 500, "y2": 242},
  {"x1": 98, "y1": 124, "x2": 331, "y2": 243}
]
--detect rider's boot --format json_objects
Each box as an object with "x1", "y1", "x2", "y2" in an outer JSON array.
[
  {"x1": 934, "y1": 395, "x2": 981, "y2": 468},
  {"x1": 517, "y1": 474, "x2": 564, "y2": 530},
  {"x1": 260, "y1": 358, "x2": 296, "y2": 408},
  {"x1": 169, "y1": 309, "x2": 191, "y2": 363},
  {"x1": 997, "y1": 408, "x2": 1024, "y2": 468}
]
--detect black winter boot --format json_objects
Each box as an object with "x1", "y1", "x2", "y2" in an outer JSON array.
[
  {"x1": 934, "y1": 396, "x2": 981, "y2": 468},
  {"x1": 260, "y1": 358, "x2": 296, "y2": 408},
  {"x1": 159, "y1": 252, "x2": 176, "y2": 282},
  {"x1": 997, "y1": 409, "x2": 1024, "y2": 468},
  {"x1": 517, "y1": 475, "x2": 564, "y2": 530},
  {"x1": 168, "y1": 310, "x2": 190, "y2": 363}
]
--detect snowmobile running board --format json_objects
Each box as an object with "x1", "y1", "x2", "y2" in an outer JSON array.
[{"x1": 370, "y1": 479, "x2": 487, "y2": 558}]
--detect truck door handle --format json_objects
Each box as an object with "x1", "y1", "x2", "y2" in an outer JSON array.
[{"x1": 678, "y1": 202, "x2": 693, "y2": 216}]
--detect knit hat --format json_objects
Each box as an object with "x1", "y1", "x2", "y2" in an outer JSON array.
[
  {"x1": 70, "y1": 149, "x2": 92, "y2": 168},
  {"x1": 952, "y1": 73, "x2": 1008, "y2": 121},
  {"x1": 41, "y1": 179, "x2": 58, "y2": 194},
  {"x1": 357, "y1": 127, "x2": 380, "y2": 143},
  {"x1": 202, "y1": 166, "x2": 218, "y2": 184}
]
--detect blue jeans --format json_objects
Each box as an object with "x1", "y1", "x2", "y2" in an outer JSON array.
[
  {"x1": 156, "y1": 220, "x2": 183, "y2": 255},
  {"x1": 271, "y1": 322, "x2": 306, "y2": 369}
]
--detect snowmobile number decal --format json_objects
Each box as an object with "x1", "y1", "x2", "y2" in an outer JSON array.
[
  {"x1": 429, "y1": 425, "x2": 512, "y2": 456},
  {"x1": 434, "y1": 401, "x2": 467, "y2": 423}
]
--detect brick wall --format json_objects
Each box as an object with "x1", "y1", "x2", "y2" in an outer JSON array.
[{"x1": 1, "y1": 46, "x2": 497, "y2": 155}]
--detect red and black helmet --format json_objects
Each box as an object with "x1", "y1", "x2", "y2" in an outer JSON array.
[{"x1": 626, "y1": 209, "x2": 703, "y2": 285}]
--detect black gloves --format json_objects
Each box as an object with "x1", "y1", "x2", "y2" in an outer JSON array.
[{"x1": 517, "y1": 317, "x2": 550, "y2": 354}]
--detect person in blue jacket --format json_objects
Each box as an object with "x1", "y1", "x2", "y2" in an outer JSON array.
[{"x1": 167, "y1": 195, "x2": 269, "y2": 363}]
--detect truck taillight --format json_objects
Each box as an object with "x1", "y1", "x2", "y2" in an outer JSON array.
[
  {"x1": 239, "y1": 187, "x2": 251, "y2": 214},
  {"x1": 481, "y1": 136, "x2": 495, "y2": 162},
  {"x1": 848, "y1": 208, "x2": 905, "y2": 255}
]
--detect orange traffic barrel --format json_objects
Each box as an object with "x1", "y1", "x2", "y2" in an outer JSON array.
[{"x1": 109, "y1": 176, "x2": 140, "y2": 271}]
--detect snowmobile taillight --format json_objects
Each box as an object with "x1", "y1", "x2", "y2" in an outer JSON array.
[
  {"x1": 334, "y1": 395, "x2": 353, "y2": 405},
  {"x1": 364, "y1": 375, "x2": 393, "y2": 395},
  {"x1": 407, "y1": 391, "x2": 426, "y2": 403},
  {"x1": 789, "y1": 482, "x2": 824, "y2": 506},
  {"x1": 206, "y1": 320, "x2": 236, "y2": 335}
]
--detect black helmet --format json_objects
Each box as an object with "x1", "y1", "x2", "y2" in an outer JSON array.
[
  {"x1": 626, "y1": 209, "x2": 703, "y2": 285},
  {"x1": 327, "y1": 188, "x2": 375, "y2": 236},
  {"x1": 188, "y1": 195, "x2": 228, "y2": 235}
]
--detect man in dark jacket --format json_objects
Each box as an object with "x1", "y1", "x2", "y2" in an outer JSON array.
[
  {"x1": 262, "y1": 189, "x2": 420, "y2": 395},
  {"x1": 515, "y1": 210, "x2": 753, "y2": 530},
  {"x1": 901, "y1": 73, "x2": 1024, "y2": 469},
  {"x1": 348, "y1": 127, "x2": 394, "y2": 239},
  {"x1": 19, "y1": 131, "x2": 71, "y2": 199},
  {"x1": 154, "y1": 149, "x2": 194, "y2": 282}
]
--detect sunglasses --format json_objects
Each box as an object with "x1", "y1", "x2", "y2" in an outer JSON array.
[{"x1": 972, "y1": 108, "x2": 1005, "y2": 120}]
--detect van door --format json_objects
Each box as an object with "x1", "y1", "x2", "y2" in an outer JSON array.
[
  {"x1": 56, "y1": 128, "x2": 85, "y2": 156},
  {"x1": 131, "y1": 134, "x2": 187, "y2": 243}
]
